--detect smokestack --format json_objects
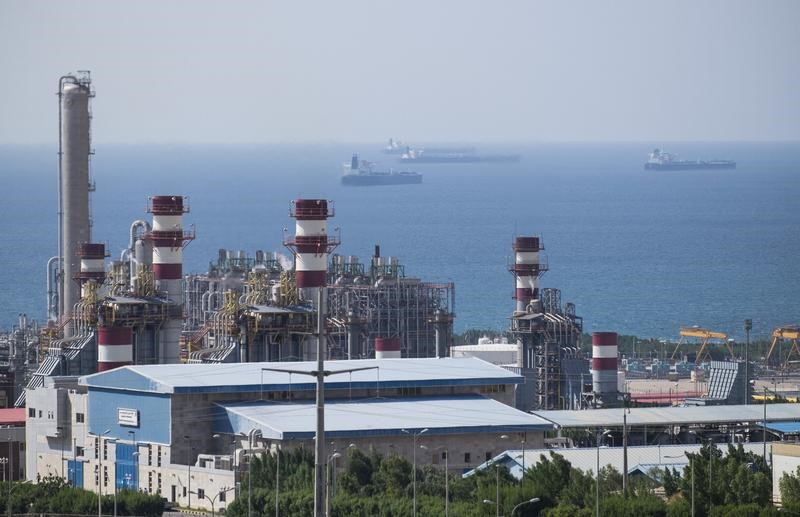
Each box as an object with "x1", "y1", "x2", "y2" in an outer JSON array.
[
  {"x1": 510, "y1": 236, "x2": 545, "y2": 313},
  {"x1": 375, "y1": 337, "x2": 401, "y2": 359},
  {"x1": 285, "y1": 199, "x2": 339, "y2": 360},
  {"x1": 592, "y1": 332, "x2": 619, "y2": 401},
  {"x1": 76, "y1": 243, "x2": 106, "y2": 298},
  {"x1": 97, "y1": 326, "x2": 133, "y2": 371},
  {"x1": 59, "y1": 73, "x2": 93, "y2": 326},
  {"x1": 148, "y1": 195, "x2": 191, "y2": 363}
]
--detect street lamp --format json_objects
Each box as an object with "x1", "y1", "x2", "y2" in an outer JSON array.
[
  {"x1": 191, "y1": 486, "x2": 235, "y2": 517},
  {"x1": 247, "y1": 429, "x2": 262, "y2": 517},
  {"x1": 420, "y1": 445, "x2": 448, "y2": 517},
  {"x1": 56, "y1": 426, "x2": 65, "y2": 480},
  {"x1": 665, "y1": 453, "x2": 693, "y2": 517},
  {"x1": 212, "y1": 431, "x2": 246, "y2": 501},
  {"x1": 0, "y1": 458, "x2": 7, "y2": 483},
  {"x1": 494, "y1": 463, "x2": 500, "y2": 517},
  {"x1": 183, "y1": 435, "x2": 193, "y2": 509},
  {"x1": 326, "y1": 451, "x2": 341, "y2": 517},
  {"x1": 744, "y1": 319, "x2": 752, "y2": 405},
  {"x1": 512, "y1": 498, "x2": 540, "y2": 516},
  {"x1": 90, "y1": 429, "x2": 111, "y2": 517},
  {"x1": 401, "y1": 428, "x2": 428, "y2": 517}
]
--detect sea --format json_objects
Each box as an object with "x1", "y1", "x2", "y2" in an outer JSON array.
[{"x1": 1, "y1": 141, "x2": 798, "y2": 342}]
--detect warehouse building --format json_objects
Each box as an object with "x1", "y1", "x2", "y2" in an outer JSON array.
[{"x1": 27, "y1": 357, "x2": 554, "y2": 512}]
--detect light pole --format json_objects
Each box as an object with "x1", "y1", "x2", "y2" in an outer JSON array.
[
  {"x1": 595, "y1": 429, "x2": 600, "y2": 517},
  {"x1": 494, "y1": 463, "x2": 500, "y2": 517},
  {"x1": 247, "y1": 428, "x2": 262, "y2": 517},
  {"x1": 420, "y1": 444, "x2": 448, "y2": 517},
  {"x1": 183, "y1": 435, "x2": 193, "y2": 509},
  {"x1": 744, "y1": 319, "x2": 752, "y2": 405},
  {"x1": 213, "y1": 431, "x2": 246, "y2": 500},
  {"x1": 512, "y1": 497, "x2": 540, "y2": 516},
  {"x1": 57, "y1": 426, "x2": 64, "y2": 480},
  {"x1": 91, "y1": 429, "x2": 111, "y2": 517},
  {"x1": 401, "y1": 428, "x2": 428, "y2": 517},
  {"x1": 191, "y1": 486, "x2": 235, "y2": 517},
  {"x1": 326, "y1": 451, "x2": 341, "y2": 517},
  {"x1": 0, "y1": 458, "x2": 7, "y2": 483}
]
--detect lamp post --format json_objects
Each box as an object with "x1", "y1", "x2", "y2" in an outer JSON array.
[
  {"x1": 401, "y1": 428, "x2": 428, "y2": 517},
  {"x1": 191, "y1": 486, "x2": 235, "y2": 517},
  {"x1": 0, "y1": 458, "x2": 7, "y2": 483},
  {"x1": 420, "y1": 444, "x2": 448, "y2": 517},
  {"x1": 91, "y1": 429, "x2": 111, "y2": 517},
  {"x1": 512, "y1": 497, "x2": 540, "y2": 517},
  {"x1": 57, "y1": 426, "x2": 64, "y2": 480},
  {"x1": 326, "y1": 451, "x2": 341, "y2": 517},
  {"x1": 595, "y1": 429, "x2": 600, "y2": 517},
  {"x1": 183, "y1": 435, "x2": 193, "y2": 509},
  {"x1": 213, "y1": 431, "x2": 245, "y2": 500},
  {"x1": 494, "y1": 463, "x2": 500, "y2": 517},
  {"x1": 247, "y1": 429, "x2": 262, "y2": 517},
  {"x1": 744, "y1": 319, "x2": 752, "y2": 405}
]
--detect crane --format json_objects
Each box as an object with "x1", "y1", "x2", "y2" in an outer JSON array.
[
  {"x1": 672, "y1": 326, "x2": 733, "y2": 364},
  {"x1": 765, "y1": 326, "x2": 800, "y2": 370}
]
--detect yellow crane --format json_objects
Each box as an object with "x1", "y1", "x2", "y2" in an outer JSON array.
[
  {"x1": 766, "y1": 326, "x2": 800, "y2": 370},
  {"x1": 672, "y1": 326, "x2": 734, "y2": 364}
]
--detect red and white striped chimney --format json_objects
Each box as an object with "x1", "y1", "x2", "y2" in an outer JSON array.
[
  {"x1": 75, "y1": 243, "x2": 106, "y2": 298},
  {"x1": 591, "y1": 332, "x2": 618, "y2": 397},
  {"x1": 287, "y1": 199, "x2": 336, "y2": 290},
  {"x1": 375, "y1": 337, "x2": 401, "y2": 359},
  {"x1": 97, "y1": 326, "x2": 133, "y2": 371},
  {"x1": 510, "y1": 236, "x2": 545, "y2": 313},
  {"x1": 148, "y1": 195, "x2": 192, "y2": 363}
]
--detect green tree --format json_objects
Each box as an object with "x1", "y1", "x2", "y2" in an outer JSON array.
[{"x1": 780, "y1": 465, "x2": 800, "y2": 507}]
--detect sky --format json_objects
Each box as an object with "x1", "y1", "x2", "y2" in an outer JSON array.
[{"x1": 1, "y1": 0, "x2": 799, "y2": 144}]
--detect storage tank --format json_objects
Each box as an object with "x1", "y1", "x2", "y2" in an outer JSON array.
[{"x1": 375, "y1": 337, "x2": 401, "y2": 359}]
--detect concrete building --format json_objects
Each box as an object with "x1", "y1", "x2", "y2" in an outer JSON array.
[
  {"x1": 27, "y1": 357, "x2": 554, "y2": 512},
  {"x1": 773, "y1": 442, "x2": 800, "y2": 505}
]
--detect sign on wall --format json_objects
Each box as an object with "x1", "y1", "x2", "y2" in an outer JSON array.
[{"x1": 118, "y1": 408, "x2": 139, "y2": 427}]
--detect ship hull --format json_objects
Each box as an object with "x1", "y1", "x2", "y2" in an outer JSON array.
[
  {"x1": 400, "y1": 154, "x2": 520, "y2": 164},
  {"x1": 342, "y1": 173, "x2": 422, "y2": 186},
  {"x1": 645, "y1": 161, "x2": 736, "y2": 170}
]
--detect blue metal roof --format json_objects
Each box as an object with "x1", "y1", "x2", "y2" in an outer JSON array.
[
  {"x1": 214, "y1": 394, "x2": 555, "y2": 440},
  {"x1": 79, "y1": 357, "x2": 522, "y2": 395},
  {"x1": 764, "y1": 421, "x2": 800, "y2": 434}
]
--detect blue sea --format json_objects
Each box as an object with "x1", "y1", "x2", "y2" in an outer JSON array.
[{"x1": 2, "y1": 142, "x2": 798, "y2": 341}]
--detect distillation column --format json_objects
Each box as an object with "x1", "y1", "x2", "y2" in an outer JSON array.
[
  {"x1": 285, "y1": 199, "x2": 338, "y2": 360},
  {"x1": 148, "y1": 195, "x2": 191, "y2": 363},
  {"x1": 59, "y1": 74, "x2": 93, "y2": 327}
]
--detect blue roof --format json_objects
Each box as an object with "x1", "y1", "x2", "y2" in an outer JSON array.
[
  {"x1": 79, "y1": 357, "x2": 523, "y2": 395},
  {"x1": 214, "y1": 394, "x2": 554, "y2": 440},
  {"x1": 764, "y1": 421, "x2": 800, "y2": 434}
]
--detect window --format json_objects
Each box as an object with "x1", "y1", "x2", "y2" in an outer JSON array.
[
  {"x1": 485, "y1": 451, "x2": 492, "y2": 462},
  {"x1": 147, "y1": 444, "x2": 153, "y2": 466},
  {"x1": 38, "y1": 410, "x2": 42, "y2": 418},
  {"x1": 28, "y1": 408, "x2": 35, "y2": 418},
  {"x1": 464, "y1": 452, "x2": 471, "y2": 464},
  {"x1": 76, "y1": 446, "x2": 85, "y2": 458},
  {"x1": 183, "y1": 486, "x2": 187, "y2": 497},
  {"x1": 75, "y1": 413, "x2": 85, "y2": 423},
  {"x1": 219, "y1": 490, "x2": 226, "y2": 502},
  {"x1": 197, "y1": 488, "x2": 205, "y2": 500},
  {"x1": 157, "y1": 446, "x2": 162, "y2": 467},
  {"x1": 442, "y1": 451, "x2": 447, "y2": 461},
  {"x1": 47, "y1": 410, "x2": 54, "y2": 419}
]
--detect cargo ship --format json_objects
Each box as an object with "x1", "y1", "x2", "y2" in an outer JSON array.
[
  {"x1": 383, "y1": 138, "x2": 476, "y2": 155},
  {"x1": 645, "y1": 149, "x2": 736, "y2": 170},
  {"x1": 342, "y1": 154, "x2": 422, "y2": 186},
  {"x1": 399, "y1": 148, "x2": 521, "y2": 164}
]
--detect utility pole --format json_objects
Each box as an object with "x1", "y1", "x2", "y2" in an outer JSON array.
[{"x1": 744, "y1": 319, "x2": 752, "y2": 405}]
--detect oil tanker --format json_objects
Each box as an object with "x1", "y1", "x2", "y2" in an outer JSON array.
[
  {"x1": 342, "y1": 154, "x2": 422, "y2": 186},
  {"x1": 645, "y1": 149, "x2": 736, "y2": 170}
]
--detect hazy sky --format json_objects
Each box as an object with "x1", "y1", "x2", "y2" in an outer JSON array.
[{"x1": 1, "y1": 1, "x2": 798, "y2": 144}]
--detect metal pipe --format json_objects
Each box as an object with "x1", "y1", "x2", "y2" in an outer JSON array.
[{"x1": 46, "y1": 256, "x2": 61, "y2": 321}]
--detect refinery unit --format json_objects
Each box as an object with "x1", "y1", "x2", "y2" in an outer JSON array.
[{"x1": 1, "y1": 72, "x2": 798, "y2": 415}]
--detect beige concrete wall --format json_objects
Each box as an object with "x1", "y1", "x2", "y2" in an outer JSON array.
[{"x1": 772, "y1": 443, "x2": 800, "y2": 504}]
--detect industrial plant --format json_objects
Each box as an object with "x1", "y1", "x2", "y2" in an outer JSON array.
[{"x1": 2, "y1": 72, "x2": 799, "y2": 514}]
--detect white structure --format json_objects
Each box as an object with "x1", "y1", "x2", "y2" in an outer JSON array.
[{"x1": 773, "y1": 443, "x2": 800, "y2": 504}]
